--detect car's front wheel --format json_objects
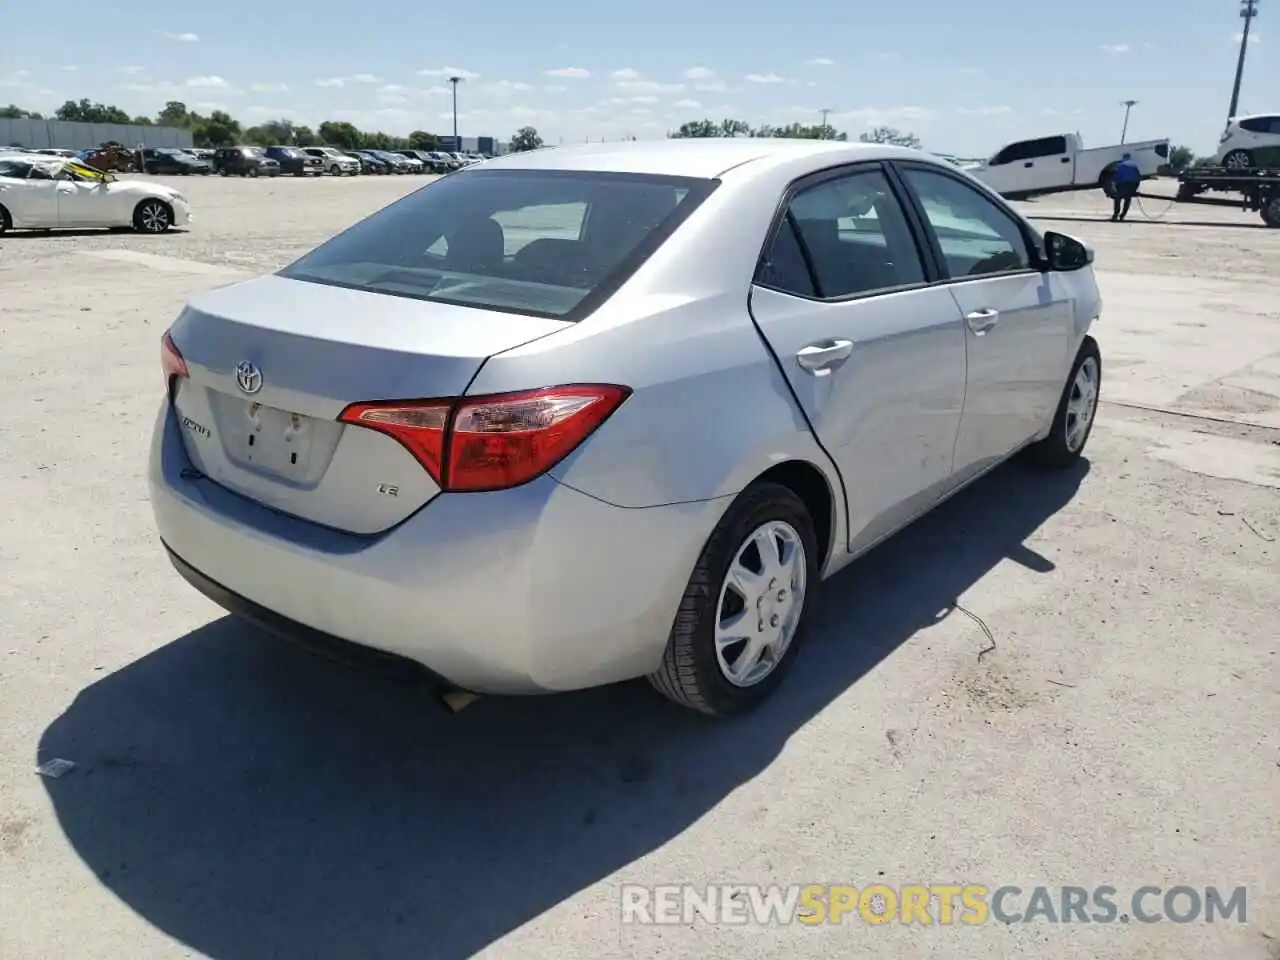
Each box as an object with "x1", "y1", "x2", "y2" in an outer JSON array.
[
  {"x1": 648, "y1": 482, "x2": 819, "y2": 717},
  {"x1": 132, "y1": 199, "x2": 173, "y2": 234},
  {"x1": 0, "y1": 203, "x2": 11, "y2": 235},
  {"x1": 1023, "y1": 336, "x2": 1101, "y2": 470}
]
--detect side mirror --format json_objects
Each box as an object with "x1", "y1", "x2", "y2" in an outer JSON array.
[{"x1": 1042, "y1": 230, "x2": 1093, "y2": 271}]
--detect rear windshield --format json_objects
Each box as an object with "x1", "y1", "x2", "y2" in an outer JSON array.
[{"x1": 277, "y1": 168, "x2": 718, "y2": 320}]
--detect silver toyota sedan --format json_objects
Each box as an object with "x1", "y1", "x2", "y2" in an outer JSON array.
[{"x1": 149, "y1": 139, "x2": 1102, "y2": 717}]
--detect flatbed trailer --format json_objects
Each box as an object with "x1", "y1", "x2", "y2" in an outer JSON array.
[{"x1": 1141, "y1": 167, "x2": 1280, "y2": 227}]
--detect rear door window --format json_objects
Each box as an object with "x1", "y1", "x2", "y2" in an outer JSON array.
[
  {"x1": 279, "y1": 169, "x2": 717, "y2": 320},
  {"x1": 756, "y1": 168, "x2": 926, "y2": 299}
]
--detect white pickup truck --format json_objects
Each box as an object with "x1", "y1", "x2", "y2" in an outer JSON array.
[{"x1": 964, "y1": 133, "x2": 1170, "y2": 200}]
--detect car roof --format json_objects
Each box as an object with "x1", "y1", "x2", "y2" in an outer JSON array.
[{"x1": 474, "y1": 138, "x2": 919, "y2": 179}]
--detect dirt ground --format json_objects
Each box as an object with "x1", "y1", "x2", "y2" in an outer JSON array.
[{"x1": 0, "y1": 172, "x2": 1277, "y2": 960}]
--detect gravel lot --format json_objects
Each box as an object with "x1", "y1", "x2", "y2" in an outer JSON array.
[{"x1": 1, "y1": 173, "x2": 1277, "y2": 960}]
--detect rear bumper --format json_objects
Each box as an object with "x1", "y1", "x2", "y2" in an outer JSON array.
[{"x1": 148, "y1": 401, "x2": 727, "y2": 694}]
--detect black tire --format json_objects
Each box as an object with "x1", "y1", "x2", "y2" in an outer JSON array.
[
  {"x1": 1023, "y1": 336, "x2": 1102, "y2": 470},
  {"x1": 0, "y1": 203, "x2": 10, "y2": 235},
  {"x1": 1099, "y1": 168, "x2": 1117, "y2": 199},
  {"x1": 1222, "y1": 149, "x2": 1251, "y2": 171},
  {"x1": 248, "y1": 166, "x2": 259, "y2": 178},
  {"x1": 1261, "y1": 195, "x2": 1280, "y2": 229},
  {"x1": 218, "y1": 168, "x2": 228, "y2": 177},
  {"x1": 133, "y1": 199, "x2": 173, "y2": 234},
  {"x1": 648, "y1": 482, "x2": 820, "y2": 717},
  {"x1": 144, "y1": 163, "x2": 157, "y2": 175}
]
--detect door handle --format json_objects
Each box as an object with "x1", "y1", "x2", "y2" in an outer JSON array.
[
  {"x1": 966, "y1": 309, "x2": 999, "y2": 333},
  {"x1": 1023, "y1": 161, "x2": 1033, "y2": 168},
  {"x1": 796, "y1": 339, "x2": 854, "y2": 373},
  {"x1": 1060, "y1": 156, "x2": 1071, "y2": 163}
]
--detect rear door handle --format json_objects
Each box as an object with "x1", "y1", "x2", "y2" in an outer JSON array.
[
  {"x1": 796, "y1": 339, "x2": 854, "y2": 373},
  {"x1": 1023, "y1": 161, "x2": 1034, "y2": 168},
  {"x1": 966, "y1": 309, "x2": 999, "y2": 333}
]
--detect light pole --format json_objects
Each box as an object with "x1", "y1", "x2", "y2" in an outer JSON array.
[
  {"x1": 1227, "y1": 0, "x2": 1259, "y2": 122},
  {"x1": 819, "y1": 108, "x2": 832, "y2": 136},
  {"x1": 448, "y1": 75, "x2": 463, "y2": 150},
  {"x1": 1119, "y1": 100, "x2": 1138, "y2": 143}
]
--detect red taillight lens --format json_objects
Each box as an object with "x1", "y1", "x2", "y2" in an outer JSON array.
[
  {"x1": 161, "y1": 331, "x2": 188, "y2": 383},
  {"x1": 338, "y1": 384, "x2": 630, "y2": 492}
]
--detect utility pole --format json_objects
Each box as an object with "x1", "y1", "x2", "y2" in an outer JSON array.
[
  {"x1": 1119, "y1": 100, "x2": 1138, "y2": 143},
  {"x1": 1227, "y1": 0, "x2": 1259, "y2": 122},
  {"x1": 819, "y1": 108, "x2": 832, "y2": 136},
  {"x1": 448, "y1": 76, "x2": 463, "y2": 150}
]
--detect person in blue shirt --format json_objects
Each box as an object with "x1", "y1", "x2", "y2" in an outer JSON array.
[{"x1": 1110, "y1": 153, "x2": 1142, "y2": 221}]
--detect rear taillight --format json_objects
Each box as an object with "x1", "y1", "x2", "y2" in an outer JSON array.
[
  {"x1": 339, "y1": 384, "x2": 630, "y2": 492},
  {"x1": 161, "y1": 331, "x2": 188, "y2": 384}
]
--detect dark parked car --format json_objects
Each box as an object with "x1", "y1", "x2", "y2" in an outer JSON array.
[
  {"x1": 396, "y1": 149, "x2": 449, "y2": 173},
  {"x1": 264, "y1": 146, "x2": 323, "y2": 176},
  {"x1": 368, "y1": 149, "x2": 413, "y2": 173},
  {"x1": 343, "y1": 151, "x2": 380, "y2": 174},
  {"x1": 352, "y1": 150, "x2": 394, "y2": 175},
  {"x1": 212, "y1": 146, "x2": 281, "y2": 177},
  {"x1": 137, "y1": 147, "x2": 211, "y2": 175}
]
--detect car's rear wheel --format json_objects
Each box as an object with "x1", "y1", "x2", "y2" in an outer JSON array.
[
  {"x1": 248, "y1": 167, "x2": 259, "y2": 178},
  {"x1": 218, "y1": 168, "x2": 228, "y2": 176},
  {"x1": 1023, "y1": 336, "x2": 1101, "y2": 470},
  {"x1": 133, "y1": 199, "x2": 173, "y2": 234},
  {"x1": 648, "y1": 482, "x2": 819, "y2": 717},
  {"x1": 1222, "y1": 149, "x2": 1252, "y2": 170},
  {"x1": 0, "y1": 203, "x2": 11, "y2": 235}
]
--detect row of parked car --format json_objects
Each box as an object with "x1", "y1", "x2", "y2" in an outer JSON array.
[{"x1": 15, "y1": 144, "x2": 486, "y2": 178}]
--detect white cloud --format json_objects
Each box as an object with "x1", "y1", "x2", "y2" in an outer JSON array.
[
  {"x1": 958, "y1": 66, "x2": 982, "y2": 75},
  {"x1": 630, "y1": 95, "x2": 659, "y2": 103},
  {"x1": 835, "y1": 105, "x2": 939, "y2": 125},
  {"x1": 682, "y1": 66, "x2": 715, "y2": 80},
  {"x1": 673, "y1": 99, "x2": 701, "y2": 109},
  {"x1": 116, "y1": 65, "x2": 146, "y2": 75},
  {"x1": 186, "y1": 76, "x2": 229, "y2": 88},
  {"x1": 315, "y1": 78, "x2": 344, "y2": 88},
  {"x1": 59, "y1": 65, "x2": 77, "y2": 72},
  {"x1": 543, "y1": 84, "x2": 568, "y2": 92},
  {"x1": 480, "y1": 80, "x2": 534, "y2": 95},
  {"x1": 1100, "y1": 43, "x2": 1130, "y2": 53},
  {"x1": 348, "y1": 73, "x2": 382, "y2": 83},
  {"x1": 745, "y1": 72, "x2": 785, "y2": 84},
  {"x1": 544, "y1": 66, "x2": 591, "y2": 78},
  {"x1": 417, "y1": 66, "x2": 480, "y2": 79},
  {"x1": 251, "y1": 81, "x2": 288, "y2": 93},
  {"x1": 155, "y1": 31, "x2": 199, "y2": 42},
  {"x1": 955, "y1": 105, "x2": 1011, "y2": 116},
  {"x1": 615, "y1": 79, "x2": 684, "y2": 94},
  {"x1": 611, "y1": 68, "x2": 642, "y2": 80},
  {"x1": 695, "y1": 79, "x2": 728, "y2": 92},
  {"x1": 806, "y1": 57, "x2": 835, "y2": 66}
]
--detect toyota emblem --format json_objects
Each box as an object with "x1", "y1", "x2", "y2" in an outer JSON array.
[{"x1": 235, "y1": 360, "x2": 263, "y2": 395}]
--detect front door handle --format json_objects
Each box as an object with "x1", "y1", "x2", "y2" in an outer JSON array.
[
  {"x1": 966, "y1": 309, "x2": 999, "y2": 333},
  {"x1": 1023, "y1": 161, "x2": 1034, "y2": 168},
  {"x1": 796, "y1": 339, "x2": 854, "y2": 373}
]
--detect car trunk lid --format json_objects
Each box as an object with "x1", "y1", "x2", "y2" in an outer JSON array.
[{"x1": 168, "y1": 274, "x2": 571, "y2": 534}]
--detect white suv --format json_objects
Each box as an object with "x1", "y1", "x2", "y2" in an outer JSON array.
[
  {"x1": 303, "y1": 146, "x2": 360, "y2": 176},
  {"x1": 1215, "y1": 114, "x2": 1280, "y2": 169}
]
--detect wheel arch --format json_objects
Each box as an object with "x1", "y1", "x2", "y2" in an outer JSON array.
[{"x1": 749, "y1": 459, "x2": 837, "y2": 572}]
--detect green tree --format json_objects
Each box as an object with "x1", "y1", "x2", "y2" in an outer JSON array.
[
  {"x1": 55, "y1": 99, "x2": 131, "y2": 123},
  {"x1": 157, "y1": 101, "x2": 192, "y2": 127},
  {"x1": 1167, "y1": 144, "x2": 1195, "y2": 172},
  {"x1": 669, "y1": 119, "x2": 721, "y2": 138},
  {"x1": 318, "y1": 120, "x2": 362, "y2": 149},
  {"x1": 859, "y1": 126, "x2": 921, "y2": 148},
  {"x1": 131, "y1": 116, "x2": 153, "y2": 125},
  {"x1": 0, "y1": 104, "x2": 42, "y2": 119},
  {"x1": 294, "y1": 125, "x2": 318, "y2": 147},
  {"x1": 408, "y1": 130, "x2": 439, "y2": 151},
  {"x1": 510, "y1": 126, "x2": 543, "y2": 151},
  {"x1": 191, "y1": 110, "x2": 240, "y2": 147}
]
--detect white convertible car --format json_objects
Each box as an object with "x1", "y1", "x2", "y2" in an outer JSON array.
[{"x1": 0, "y1": 154, "x2": 191, "y2": 235}]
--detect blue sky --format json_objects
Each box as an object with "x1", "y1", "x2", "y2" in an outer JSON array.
[{"x1": 1, "y1": 0, "x2": 1270, "y2": 156}]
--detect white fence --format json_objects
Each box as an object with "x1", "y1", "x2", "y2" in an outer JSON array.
[{"x1": 1, "y1": 119, "x2": 193, "y2": 151}]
